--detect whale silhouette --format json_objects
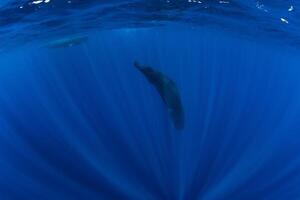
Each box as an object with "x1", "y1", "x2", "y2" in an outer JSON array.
[
  {"x1": 46, "y1": 35, "x2": 87, "y2": 48},
  {"x1": 134, "y1": 62, "x2": 184, "y2": 130}
]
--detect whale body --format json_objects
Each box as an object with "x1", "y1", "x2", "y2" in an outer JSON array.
[
  {"x1": 134, "y1": 62, "x2": 184, "y2": 130},
  {"x1": 46, "y1": 35, "x2": 87, "y2": 48}
]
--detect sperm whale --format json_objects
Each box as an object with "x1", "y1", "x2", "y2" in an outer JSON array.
[
  {"x1": 134, "y1": 61, "x2": 184, "y2": 130},
  {"x1": 46, "y1": 35, "x2": 88, "y2": 48}
]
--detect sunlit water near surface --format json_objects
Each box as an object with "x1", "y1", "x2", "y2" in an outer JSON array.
[{"x1": 0, "y1": 1, "x2": 300, "y2": 200}]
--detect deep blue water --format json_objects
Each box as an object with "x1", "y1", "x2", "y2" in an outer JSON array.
[{"x1": 1, "y1": 1, "x2": 300, "y2": 200}]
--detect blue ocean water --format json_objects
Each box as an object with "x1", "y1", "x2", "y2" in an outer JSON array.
[{"x1": 0, "y1": 1, "x2": 300, "y2": 199}]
